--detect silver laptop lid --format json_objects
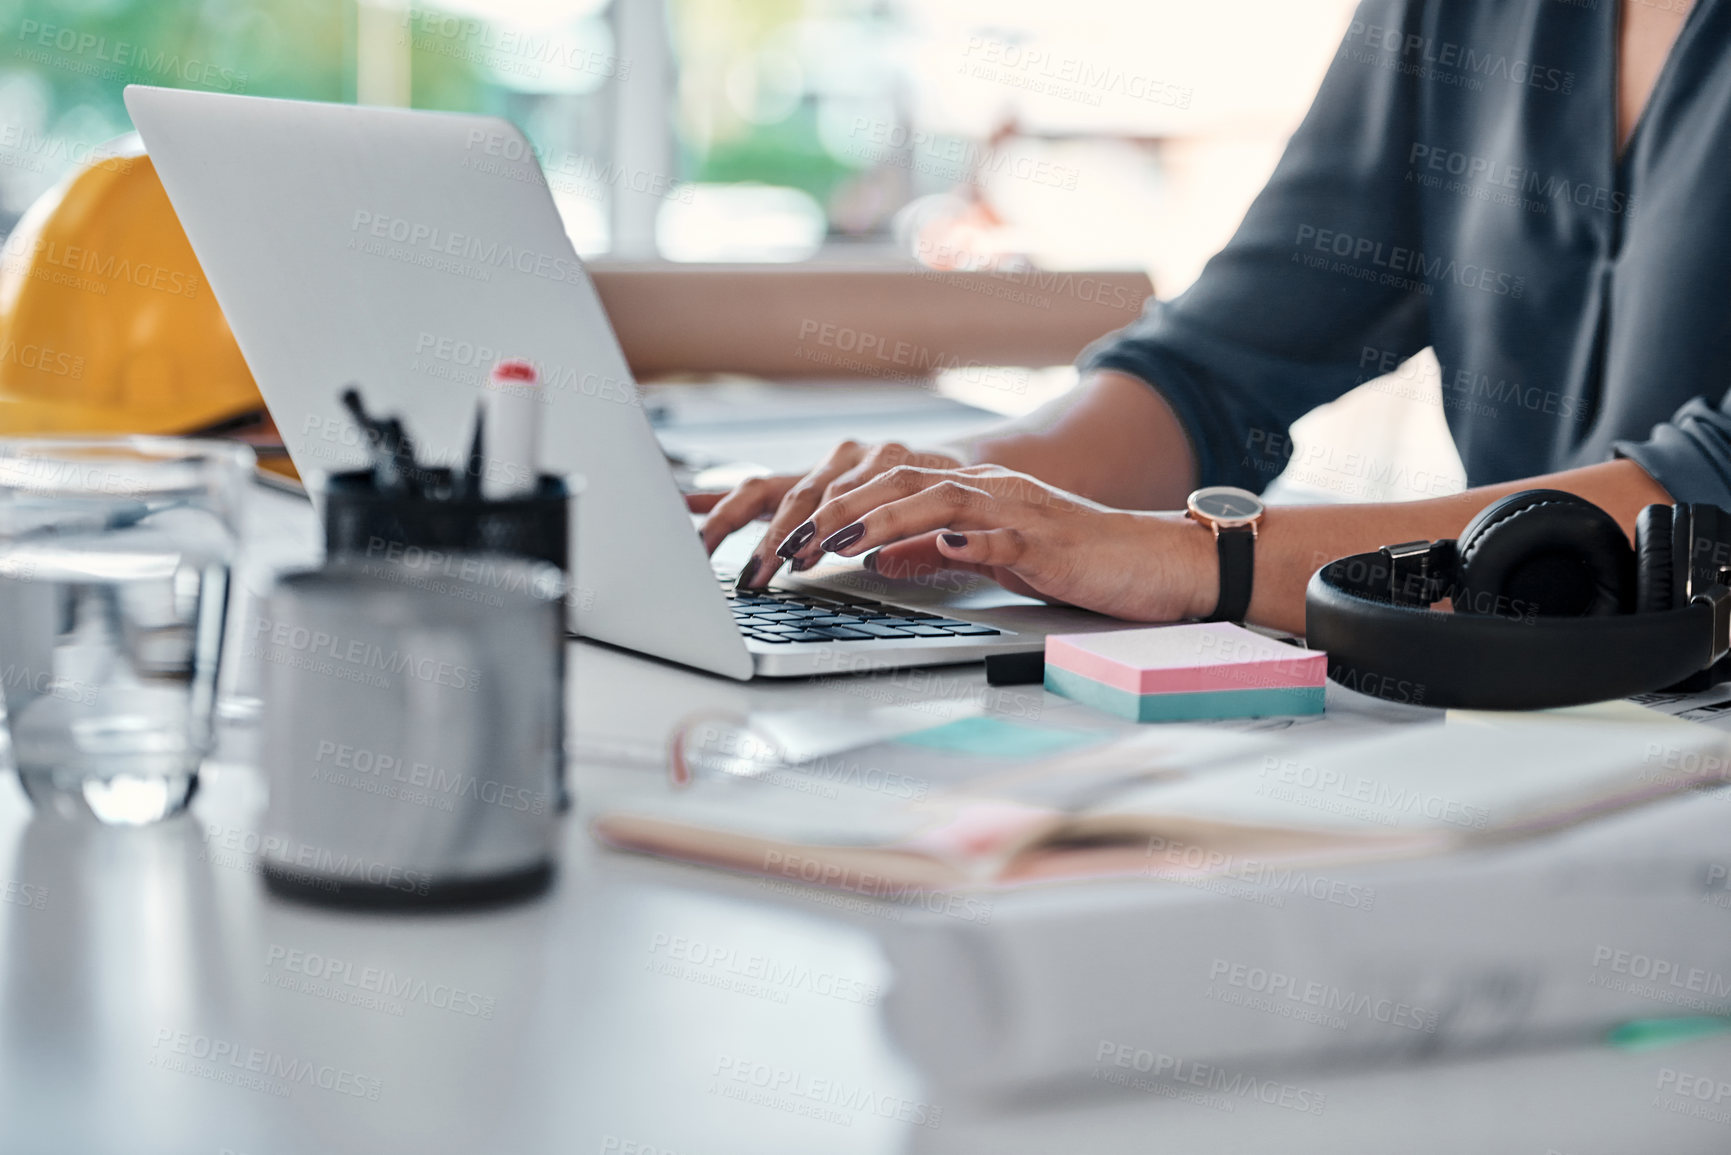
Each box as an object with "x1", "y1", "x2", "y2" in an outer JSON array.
[{"x1": 125, "y1": 85, "x2": 752, "y2": 680}]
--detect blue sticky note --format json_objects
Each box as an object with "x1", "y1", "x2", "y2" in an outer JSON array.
[
  {"x1": 1606, "y1": 1017, "x2": 1731, "y2": 1052},
  {"x1": 1045, "y1": 665, "x2": 1324, "y2": 723},
  {"x1": 895, "y1": 716, "x2": 1103, "y2": 759}
]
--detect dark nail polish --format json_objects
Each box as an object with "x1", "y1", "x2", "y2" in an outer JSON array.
[
  {"x1": 791, "y1": 556, "x2": 814, "y2": 573},
  {"x1": 820, "y1": 522, "x2": 866, "y2": 553},
  {"x1": 942, "y1": 533, "x2": 968, "y2": 548},
  {"x1": 777, "y1": 521, "x2": 817, "y2": 559},
  {"x1": 862, "y1": 549, "x2": 882, "y2": 573},
  {"x1": 734, "y1": 556, "x2": 761, "y2": 589}
]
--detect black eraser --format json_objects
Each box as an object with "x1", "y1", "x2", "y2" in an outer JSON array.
[{"x1": 986, "y1": 650, "x2": 1046, "y2": 686}]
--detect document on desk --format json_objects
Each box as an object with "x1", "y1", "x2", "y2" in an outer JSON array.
[
  {"x1": 882, "y1": 708, "x2": 1731, "y2": 1102},
  {"x1": 592, "y1": 711, "x2": 1731, "y2": 896}
]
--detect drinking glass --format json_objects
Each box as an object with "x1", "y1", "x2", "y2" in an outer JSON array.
[{"x1": 0, "y1": 438, "x2": 252, "y2": 823}]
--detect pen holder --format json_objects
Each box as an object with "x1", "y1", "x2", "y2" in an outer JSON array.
[
  {"x1": 253, "y1": 473, "x2": 572, "y2": 910},
  {"x1": 324, "y1": 467, "x2": 573, "y2": 814},
  {"x1": 322, "y1": 468, "x2": 569, "y2": 569}
]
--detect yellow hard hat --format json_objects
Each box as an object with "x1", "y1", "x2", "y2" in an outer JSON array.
[{"x1": 0, "y1": 134, "x2": 264, "y2": 437}]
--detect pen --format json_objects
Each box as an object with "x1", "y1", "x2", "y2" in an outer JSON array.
[
  {"x1": 341, "y1": 387, "x2": 399, "y2": 493},
  {"x1": 463, "y1": 400, "x2": 485, "y2": 499},
  {"x1": 341, "y1": 386, "x2": 424, "y2": 497}
]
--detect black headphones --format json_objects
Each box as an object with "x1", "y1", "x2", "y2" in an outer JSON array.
[{"x1": 1305, "y1": 489, "x2": 1731, "y2": 709}]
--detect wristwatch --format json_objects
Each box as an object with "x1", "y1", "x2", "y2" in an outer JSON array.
[{"x1": 1185, "y1": 486, "x2": 1267, "y2": 623}]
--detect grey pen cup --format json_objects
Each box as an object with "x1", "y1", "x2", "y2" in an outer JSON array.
[{"x1": 251, "y1": 552, "x2": 566, "y2": 909}]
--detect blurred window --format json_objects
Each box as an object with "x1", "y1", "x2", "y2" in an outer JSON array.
[
  {"x1": 666, "y1": 0, "x2": 1361, "y2": 285},
  {"x1": 0, "y1": 0, "x2": 1358, "y2": 279},
  {"x1": 0, "y1": 0, "x2": 349, "y2": 229},
  {"x1": 0, "y1": 0, "x2": 1460, "y2": 500}
]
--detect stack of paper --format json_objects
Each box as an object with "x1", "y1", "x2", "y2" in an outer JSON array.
[
  {"x1": 1044, "y1": 623, "x2": 1327, "y2": 722},
  {"x1": 597, "y1": 704, "x2": 1731, "y2": 894},
  {"x1": 876, "y1": 706, "x2": 1731, "y2": 1100}
]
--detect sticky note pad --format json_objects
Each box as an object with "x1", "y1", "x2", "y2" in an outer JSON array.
[
  {"x1": 1044, "y1": 624, "x2": 1326, "y2": 723},
  {"x1": 1606, "y1": 1017, "x2": 1731, "y2": 1052},
  {"x1": 895, "y1": 717, "x2": 1105, "y2": 759}
]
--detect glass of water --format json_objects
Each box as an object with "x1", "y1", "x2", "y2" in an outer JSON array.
[{"x1": 0, "y1": 438, "x2": 252, "y2": 824}]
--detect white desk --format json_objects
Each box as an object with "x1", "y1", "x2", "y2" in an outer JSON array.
[{"x1": 4, "y1": 385, "x2": 1730, "y2": 1154}]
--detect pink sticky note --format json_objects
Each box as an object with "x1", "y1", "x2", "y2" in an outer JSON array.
[{"x1": 1044, "y1": 623, "x2": 1326, "y2": 695}]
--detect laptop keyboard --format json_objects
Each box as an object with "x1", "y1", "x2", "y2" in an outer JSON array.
[{"x1": 718, "y1": 578, "x2": 1003, "y2": 644}]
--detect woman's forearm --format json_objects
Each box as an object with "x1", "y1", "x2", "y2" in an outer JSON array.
[
  {"x1": 945, "y1": 371, "x2": 1198, "y2": 511},
  {"x1": 807, "y1": 366, "x2": 1673, "y2": 638},
  {"x1": 956, "y1": 377, "x2": 1674, "y2": 633},
  {"x1": 773, "y1": 433, "x2": 1675, "y2": 637},
  {"x1": 1245, "y1": 458, "x2": 1674, "y2": 634}
]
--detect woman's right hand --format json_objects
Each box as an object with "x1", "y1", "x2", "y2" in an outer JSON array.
[{"x1": 688, "y1": 440, "x2": 964, "y2": 588}]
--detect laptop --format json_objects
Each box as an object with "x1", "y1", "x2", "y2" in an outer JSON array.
[{"x1": 125, "y1": 86, "x2": 1045, "y2": 680}]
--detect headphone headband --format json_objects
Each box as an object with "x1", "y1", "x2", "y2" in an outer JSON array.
[{"x1": 1305, "y1": 550, "x2": 1725, "y2": 709}]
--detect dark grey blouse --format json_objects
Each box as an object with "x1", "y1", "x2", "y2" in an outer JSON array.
[{"x1": 1081, "y1": 0, "x2": 1731, "y2": 505}]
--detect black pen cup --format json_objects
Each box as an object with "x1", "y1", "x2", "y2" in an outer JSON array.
[
  {"x1": 255, "y1": 468, "x2": 574, "y2": 911},
  {"x1": 321, "y1": 469, "x2": 570, "y2": 571}
]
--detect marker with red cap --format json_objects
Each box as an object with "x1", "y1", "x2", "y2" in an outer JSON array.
[{"x1": 483, "y1": 358, "x2": 541, "y2": 499}]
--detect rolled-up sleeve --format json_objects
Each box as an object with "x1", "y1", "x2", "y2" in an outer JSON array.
[
  {"x1": 1080, "y1": 0, "x2": 1433, "y2": 492},
  {"x1": 1616, "y1": 397, "x2": 1731, "y2": 509}
]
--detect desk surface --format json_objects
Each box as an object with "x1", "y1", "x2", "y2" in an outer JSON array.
[{"x1": 5, "y1": 384, "x2": 1731, "y2": 1155}]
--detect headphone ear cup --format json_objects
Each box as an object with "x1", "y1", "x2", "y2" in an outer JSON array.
[
  {"x1": 1634, "y1": 504, "x2": 1680, "y2": 614},
  {"x1": 1456, "y1": 489, "x2": 1634, "y2": 617}
]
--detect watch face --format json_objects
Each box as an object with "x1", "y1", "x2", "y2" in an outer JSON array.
[{"x1": 1187, "y1": 486, "x2": 1266, "y2": 528}]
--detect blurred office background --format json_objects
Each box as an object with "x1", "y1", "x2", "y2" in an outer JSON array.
[{"x1": 0, "y1": 0, "x2": 1464, "y2": 499}]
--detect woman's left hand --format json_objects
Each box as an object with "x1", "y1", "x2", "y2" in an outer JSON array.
[{"x1": 771, "y1": 464, "x2": 1217, "y2": 622}]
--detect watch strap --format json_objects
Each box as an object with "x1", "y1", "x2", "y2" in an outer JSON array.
[{"x1": 1205, "y1": 526, "x2": 1255, "y2": 622}]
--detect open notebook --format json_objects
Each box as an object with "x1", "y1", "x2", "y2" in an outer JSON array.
[{"x1": 592, "y1": 710, "x2": 1731, "y2": 894}]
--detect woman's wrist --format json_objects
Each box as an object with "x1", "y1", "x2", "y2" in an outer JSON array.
[
  {"x1": 1123, "y1": 510, "x2": 1219, "y2": 622},
  {"x1": 1171, "y1": 512, "x2": 1222, "y2": 621}
]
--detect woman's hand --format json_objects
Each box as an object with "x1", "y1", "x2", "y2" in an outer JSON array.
[
  {"x1": 688, "y1": 441, "x2": 965, "y2": 587},
  {"x1": 770, "y1": 464, "x2": 1219, "y2": 622}
]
